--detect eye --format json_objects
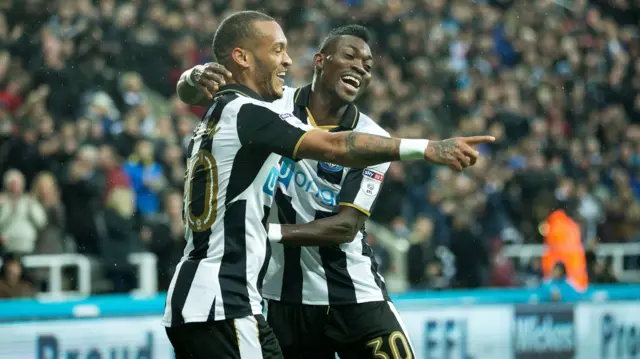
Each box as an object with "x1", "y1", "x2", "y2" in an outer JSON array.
[{"x1": 344, "y1": 52, "x2": 355, "y2": 59}]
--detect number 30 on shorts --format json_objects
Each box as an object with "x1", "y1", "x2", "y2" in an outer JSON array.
[
  {"x1": 185, "y1": 150, "x2": 219, "y2": 232},
  {"x1": 366, "y1": 331, "x2": 412, "y2": 359}
]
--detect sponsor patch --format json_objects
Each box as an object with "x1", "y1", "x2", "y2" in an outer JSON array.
[
  {"x1": 363, "y1": 169, "x2": 384, "y2": 182},
  {"x1": 279, "y1": 113, "x2": 294, "y2": 120},
  {"x1": 361, "y1": 169, "x2": 384, "y2": 197}
]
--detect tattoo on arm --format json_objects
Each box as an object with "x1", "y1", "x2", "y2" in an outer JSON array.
[
  {"x1": 432, "y1": 138, "x2": 457, "y2": 162},
  {"x1": 343, "y1": 132, "x2": 401, "y2": 166}
]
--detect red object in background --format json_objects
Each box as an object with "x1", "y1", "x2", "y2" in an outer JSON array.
[
  {"x1": 104, "y1": 166, "x2": 132, "y2": 201},
  {"x1": 0, "y1": 91, "x2": 22, "y2": 112},
  {"x1": 188, "y1": 104, "x2": 206, "y2": 117},
  {"x1": 489, "y1": 239, "x2": 516, "y2": 287}
]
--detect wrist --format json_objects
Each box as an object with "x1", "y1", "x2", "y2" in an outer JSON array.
[
  {"x1": 399, "y1": 139, "x2": 429, "y2": 160},
  {"x1": 267, "y1": 223, "x2": 283, "y2": 243},
  {"x1": 184, "y1": 67, "x2": 197, "y2": 86}
]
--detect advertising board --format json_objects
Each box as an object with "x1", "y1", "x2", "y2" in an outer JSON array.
[
  {"x1": 397, "y1": 305, "x2": 513, "y2": 359},
  {"x1": 575, "y1": 302, "x2": 640, "y2": 359},
  {"x1": 0, "y1": 316, "x2": 173, "y2": 359},
  {"x1": 513, "y1": 304, "x2": 575, "y2": 359}
]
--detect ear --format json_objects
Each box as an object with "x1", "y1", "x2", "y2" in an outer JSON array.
[
  {"x1": 313, "y1": 53, "x2": 324, "y2": 72},
  {"x1": 231, "y1": 47, "x2": 251, "y2": 69}
]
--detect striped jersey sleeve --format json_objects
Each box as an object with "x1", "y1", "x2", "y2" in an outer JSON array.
[
  {"x1": 235, "y1": 103, "x2": 314, "y2": 159},
  {"x1": 338, "y1": 163, "x2": 390, "y2": 217},
  {"x1": 338, "y1": 125, "x2": 391, "y2": 216}
]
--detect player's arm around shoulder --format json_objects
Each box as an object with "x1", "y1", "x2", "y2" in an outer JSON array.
[{"x1": 176, "y1": 62, "x2": 298, "y2": 108}]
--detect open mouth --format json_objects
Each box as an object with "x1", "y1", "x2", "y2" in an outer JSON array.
[
  {"x1": 340, "y1": 75, "x2": 361, "y2": 92},
  {"x1": 276, "y1": 72, "x2": 286, "y2": 82}
]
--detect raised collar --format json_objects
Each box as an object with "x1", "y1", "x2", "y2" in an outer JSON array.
[
  {"x1": 216, "y1": 84, "x2": 264, "y2": 101},
  {"x1": 293, "y1": 84, "x2": 360, "y2": 130}
]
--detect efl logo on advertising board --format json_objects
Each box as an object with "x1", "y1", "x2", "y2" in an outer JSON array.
[
  {"x1": 425, "y1": 319, "x2": 470, "y2": 359},
  {"x1": 513, "y1": 304, "x2": 575, "y2": 359}
]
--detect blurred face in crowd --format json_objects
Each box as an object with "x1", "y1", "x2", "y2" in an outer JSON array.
[
  {"x1": 552, "y1": 263, "x2": 566, "y2": 280},
  {"x1": 236, "y1": 20, "x2": 292, "y2": 100},
  {"x1": 315, "y1": 35, "x2": 373, "y2": 103},
  {"x1": 164, "y1": 144, "x2": 183, "y2": 165},
  {"x1": 136, "y1": 140, "x2": 154, "y2": 163},
  {"x1": 3, "y1": 170, "x2": 25, "y2": 196},
  {"x1": 124, "y1": 113, "x2": 140, "y2": 135},
  {"x1": 99, "y1": 145, "x2": 115, "y2": 168},
  {"x1": 414, "y1": 216, "x2": 434, "y2": 237},
  {"x1": 164, "y1": 192, "x2": 183, "y2": 218},
  {"x1": 4, "y1": 259, "x2": 22, "y2": 282}
]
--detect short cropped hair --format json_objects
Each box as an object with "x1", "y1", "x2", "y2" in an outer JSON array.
[
  {"x1": 319, "y1": 24, "x2": 371, "y2": 54},
  {"x1": 212, "y1": 11, "x2": 275, "y2": 65}
]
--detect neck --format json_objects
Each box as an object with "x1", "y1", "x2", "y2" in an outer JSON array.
[
  {"x1": 228, "y1": 71, "x2": 271, "y2": 101},
  {"x1": 308, "y1": 83, "x2": 348, "y2": 127},
  {"x1": 228, "y1": 74, "x2": 256, "y2": 92}
]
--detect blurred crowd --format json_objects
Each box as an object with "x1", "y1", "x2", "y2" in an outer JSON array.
[{"x1": 0, "y1": 0, "x2": 639, "y2": 297}]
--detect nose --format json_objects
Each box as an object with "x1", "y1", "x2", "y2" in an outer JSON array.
[
  {"x1": 283, "y1": 51, "x2": 293, "y2": 68},
  {"x1": 351, "y1": 61, "x2": 366, "y2": 76}
]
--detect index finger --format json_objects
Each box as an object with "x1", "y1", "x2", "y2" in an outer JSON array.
[
  {"x1": 207, "y1": 62, "x2": 233, "y2": 79},
  {"x1": 462, "y1": 136, "x2": 496, "y2": 146}
]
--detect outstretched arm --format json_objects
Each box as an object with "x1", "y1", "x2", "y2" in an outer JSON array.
[
  {"x1": 297, "y1": 130, "x2": 494, "y2": 170},
  {"x1": 268, "y1": 206, "x2": 366, "y2": 246},
  {"x1": 176, "y1": 63, "x2": 231, "y2": 107},
  {"x1": 236, "y1": 103, "x2": 495, "y2": 170}
]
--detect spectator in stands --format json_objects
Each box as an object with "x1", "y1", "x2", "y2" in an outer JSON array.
[
  {"x1": 521, "y1": 258, "x2": 544, "y2": 288},
  {"x1": 406, "y1": 216, "x2": 448, "y2": 290},
  {"x1": 61, "y1": 145, "x2": 104, "y2": 255},
  {"x1": 539, "y1": 262, "x2": 582, "y2": 302},
  {"x1": 159, "y1": 143, "x2": 186, "y2": 190},
  {"x1": 141, "y1": 190, "x2": 185, "y2": 291},
  {"x1": 368, "y1": 233, "x2": 391, "y2": 278},
  {"x1": 99, "y1": 144, "x2": 131, "y2": 201},
  {"x1": 0, "y1": 169, "x2": 46, "y2": 255},
  {"x1": 586, "y1": 242, "x2": 619, "y2": 284},
  {"x1": 449, "y1": 213, "x2": 489, "y2": 289},
  {"x1": 0, "y1": 253, "x2": 34, "y2": 298},
  {"x1": 488, "y1": 239, "x2": 516, "y2": 287},
  {"x1": 31, "y1": 171, "x2": 70, "y2": 255},
  {"x1": 113, "y1": 110, "x2": 142, "y2": 159},
  {"x1": 100, "y1": 188, "x2": 140, "y2": 293},
  {"x1": 123, "y1": 140, "x2": 166, "y2": 217}
]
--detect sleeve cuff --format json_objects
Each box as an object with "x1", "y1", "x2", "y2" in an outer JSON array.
[
  {"x1": 339, "y1": 202, "x2": 371, "y2": 217},
  {"x1": 267, "y1": 223, "x2": 283, "y2": 243}
]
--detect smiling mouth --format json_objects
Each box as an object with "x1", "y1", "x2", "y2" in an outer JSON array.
[
  {"x1": 340, "y1": 75, "x2": 361, "y2": 92},
  {"x1": 276, "y1": 72, "x2": 286, "y2": 82}
]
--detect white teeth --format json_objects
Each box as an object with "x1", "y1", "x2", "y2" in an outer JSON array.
[
  {"x1": 341, "y1": 75, "x2": 360, "y2": 87},
  {"x1": 277, "y1": 72, "x2": 286, "y2": 78}
]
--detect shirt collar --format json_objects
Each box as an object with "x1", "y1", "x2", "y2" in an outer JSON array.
[
  {"x1": 216, "y1": 84, "x2": 264, "y2": 101},
  {"x1": 293, "y1": 84, "x2": 360, "y2": 131}
]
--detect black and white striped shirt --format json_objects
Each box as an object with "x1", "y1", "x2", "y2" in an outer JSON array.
[
  {"x1": 163, "y1": 84, "x2": 313, "y2": 326},
  {"x1": 262, "y1": 85, "x2": 391, "y2": 305}
]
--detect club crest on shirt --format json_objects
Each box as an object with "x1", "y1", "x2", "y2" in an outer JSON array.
[
  {"x1": 279, "y1": 113, "x2": 294, "y2": 120},
  {"x1": 319, "y1": 162, "x2": 344, "y2": 172},
  {"x1": 361, "y1": 169, "x2": 384, "y2": 197}
]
